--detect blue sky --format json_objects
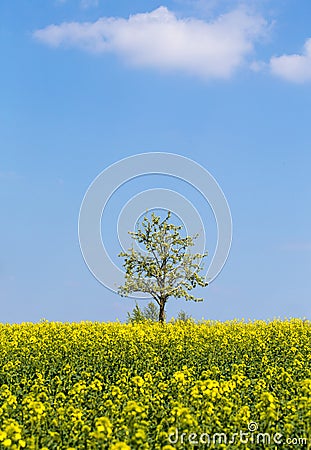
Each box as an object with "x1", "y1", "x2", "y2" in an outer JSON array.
[{"x1": 1, "y1": 0, "x2": 311, "y2": 323}]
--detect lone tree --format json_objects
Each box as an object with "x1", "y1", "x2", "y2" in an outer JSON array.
[{"x1": 118, "y1": 211, "x2": 208, "y2": 323}]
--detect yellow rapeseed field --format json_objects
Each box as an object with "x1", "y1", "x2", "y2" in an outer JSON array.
[{"x1": 0, "y1": 319, "x2": 310, "y2": 449}]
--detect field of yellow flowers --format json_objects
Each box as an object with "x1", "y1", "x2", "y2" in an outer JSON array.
[{"x1": 0, "y1": 319, "x2": 310, "y2": 449}]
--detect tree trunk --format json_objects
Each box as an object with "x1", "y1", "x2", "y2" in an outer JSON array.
[{"x1": 159, "y1": 300, "x2": 166, "y2": 323}]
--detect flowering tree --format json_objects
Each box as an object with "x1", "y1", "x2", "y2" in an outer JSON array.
[{"x1": 118, "y1": 212, "x2": 208, "y2": 322}]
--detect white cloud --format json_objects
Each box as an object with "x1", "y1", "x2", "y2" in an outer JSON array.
[
  {"x1": 250, "y1": 60, "x2": 267, "y2": 72},
  {"x1": 80, "y1": 0, "x2": 99, "y2": 8},
  {"x1": 56, "y1": 0, "x2": 99, "y2": 8},
  {"x1": 270, "y1": 38, "x2": 311, "y2": 83},
  {"x1": 0, "y1": 171, "x2": 20, "y2": 181},
  {"x1": 33, "y1": 6, "x2": 267, "y2": 80}
]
